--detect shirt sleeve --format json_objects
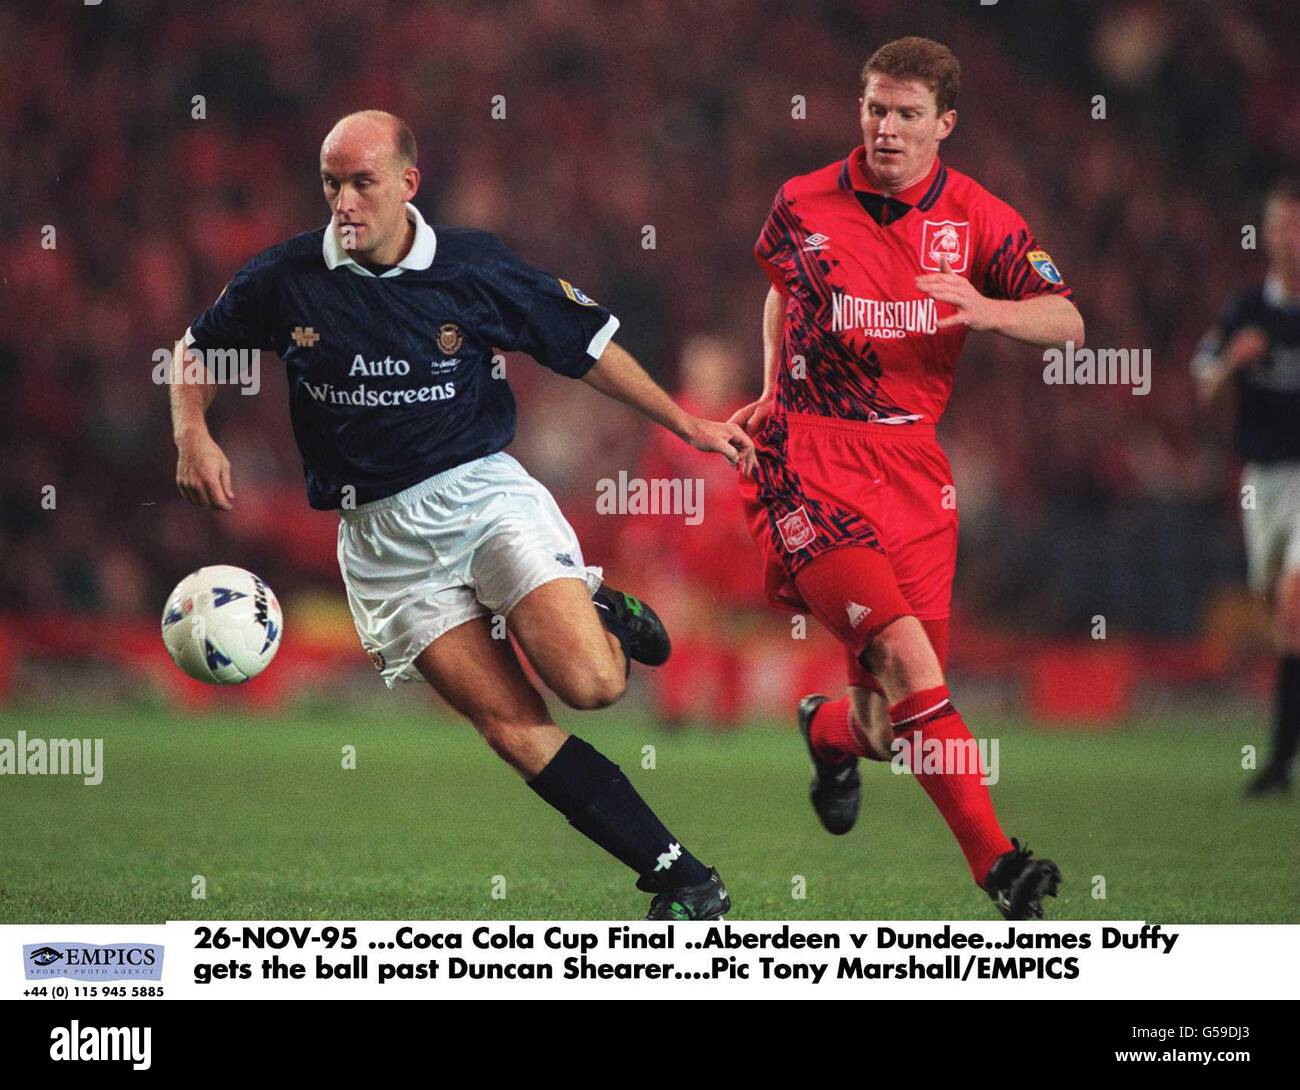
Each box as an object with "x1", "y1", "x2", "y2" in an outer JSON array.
[
  {"x1": 185, "y1": 259, "x2": 278, "y2": 352},
  {"x1": 754, "y1": 185, "x2": 793, "y2": 296},
  {"x1": 478, "y1": 237, "x2": 620, "y2": 378},
  {"x1": 977, "y1": 203, "x2": 1073, "y2": 303}
]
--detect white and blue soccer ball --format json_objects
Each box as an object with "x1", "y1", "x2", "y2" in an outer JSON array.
[{"x1": 161, "y1": 565, "x2": 283, "y2": 684}]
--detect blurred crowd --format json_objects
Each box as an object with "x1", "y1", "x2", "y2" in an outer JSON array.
[{"x1": 3, "y1": 0, "x2": 1297, "y2": 644}]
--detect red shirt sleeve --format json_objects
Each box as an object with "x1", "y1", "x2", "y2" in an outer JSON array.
[
  {"x1": 975, "y1": 201, "x2": 1073, "y2": 302},
  {"x1": 754, "y1": 185, "x2": 793, "y2": 296}
]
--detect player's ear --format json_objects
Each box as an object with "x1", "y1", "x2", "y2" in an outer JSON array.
[
  {"x1": 402, "y1": 165, "x2": 421, "y2": 201},
  {"x1": 937, "y1": 109, "x2": 957, "y2": 142}
]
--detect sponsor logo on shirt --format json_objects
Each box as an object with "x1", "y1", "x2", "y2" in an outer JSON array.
[
  {"x1": 920, "y1": 219, "x2": 970, "y2": 273},
  {"x1": 831, "y1": 292, "x2": 939, "y2": 338}
]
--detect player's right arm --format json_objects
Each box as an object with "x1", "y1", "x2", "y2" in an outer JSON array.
[
  {"x1": 171, "y1": 260, "x2": 275, "y2": 510},
  {"x1": 170, "y1": 336, "x2": 235, "y2": 510},
  {"x1": 729, "y1": 285, "x2": 786, "y2": 436}
]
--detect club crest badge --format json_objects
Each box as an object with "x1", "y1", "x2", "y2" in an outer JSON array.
[
  {"x1": 1027, "y1": 250, "x2": 1063, "y2": 284},
  {"x1": 777, "y1": 505, "x2": 817, "y2": 552},
  {"x1": 920, "y1": 219, "x2": 970, "y2": 273},
  {"x1": 438, "y1": 323, "x2": 463, "y2": 354}
]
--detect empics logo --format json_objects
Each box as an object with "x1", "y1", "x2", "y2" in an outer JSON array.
[
  {"x1": 24, "y1": 942, "x2": 163, "y2": 981},
  {"x1": 50, "y1": 1022, "x2": 151, "y2": 1071}
]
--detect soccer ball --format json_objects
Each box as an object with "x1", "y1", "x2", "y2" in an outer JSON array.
[{"x1": 161, "y1": 565, "x2": 283, "y2": 684}]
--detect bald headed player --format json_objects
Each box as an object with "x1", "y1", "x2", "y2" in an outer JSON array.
[
  {"x1": 731, "y1": 39, "x2": 1084, "y2": 919},
  {"x1": 170, "y1": 110, "x2": 753, "y2": 919}
]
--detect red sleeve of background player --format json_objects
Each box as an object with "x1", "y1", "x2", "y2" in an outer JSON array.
[
  {"x1": 753, "y1": 185, "x2": 793, "y2": 296},
  {"x1": 975, "y1": 201, "x2": 1074, "y2": 303}
]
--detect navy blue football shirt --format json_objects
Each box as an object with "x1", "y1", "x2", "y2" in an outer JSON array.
[
  {"x1": 185, "y1": 203, "x2": 620, "y2": 509},
  {"x1": 1194, "y1": 277, "x2": 1300, "y2": 463}
]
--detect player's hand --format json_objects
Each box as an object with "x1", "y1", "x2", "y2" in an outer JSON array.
[
  {"x1": 176, "y1": 430, "x2": 235, "y2": 510},
  {"x1": 727, "y1": 396, "x2": 775, "y2": 437},
  {"x1": 916, "y1": 254, "x2": 997, "y2": 331},
  {"x1": 682, "y1": 416, "x2": 757, "y2": 474},
  {"x1": 1222, "y1": 325, "x2": 1270, "y2": 371}
]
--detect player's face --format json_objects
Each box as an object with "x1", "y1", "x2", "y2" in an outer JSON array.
[
  {"x1": 858, "y1": 73, "x2": 956, "y2": 193},
  {"x1": 1263, "y1": 198, "x2": 1300, "y2": 273},
  {"x1": 319, "y1": 125, "x2": 418, "y2": 262}
]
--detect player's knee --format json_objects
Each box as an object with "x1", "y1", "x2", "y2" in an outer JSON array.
[
  {"x1": 556, "y1": 663, "x2": 626, "y2": 710},
  {"x1": 864, "y1": 615, "x2": 943, "y2": 692}
]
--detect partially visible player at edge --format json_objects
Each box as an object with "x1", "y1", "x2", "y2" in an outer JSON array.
[
  {"x1": 731, "y1": 38, "x2": 1084, "y2": 919},
  {"x1": 169, "y1": 110, "x2": 754, "y2": 919},
  {"x1": 1193, "y1": 178, "x2": 1300, "y2": 796}
]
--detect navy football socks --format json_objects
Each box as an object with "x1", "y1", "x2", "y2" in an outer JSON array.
[{"x1": 528, "y1": 736, "x2": 710, "y2": 892}]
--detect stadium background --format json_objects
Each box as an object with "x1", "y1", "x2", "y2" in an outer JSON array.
[{"x1": 1, "y1": 1, "x2": 1297, "y2": 921}]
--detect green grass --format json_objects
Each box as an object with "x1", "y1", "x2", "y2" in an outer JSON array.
[{"x1": 1, "y1": 705, "x2": 1295, "y2": 922}]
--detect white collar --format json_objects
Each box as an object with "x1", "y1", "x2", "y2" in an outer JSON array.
[
  {"x1": 1264, "y1": 275, "x2": 1300, "y2": 309},
  {"x1": 322, "y1": 202, "x2": 437, "y2": 277}
]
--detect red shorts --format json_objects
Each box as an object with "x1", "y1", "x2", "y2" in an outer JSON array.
[{"x1": 740, "y1": 412, "x2": 958, "y2": 686}]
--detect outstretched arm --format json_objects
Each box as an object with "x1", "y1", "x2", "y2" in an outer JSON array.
[
  {"x1": 170, "y1": 336, "x2": 236, "y2": 510},
  {"x1": 916, "y1": 255, "x2": 1085, "y2": 348},
  {"x1": 729, "y1": 286, "x2": 786, "y2": 436},
  {"x1": 581, "y1": 340, "x2": 755, "y2": 470}
]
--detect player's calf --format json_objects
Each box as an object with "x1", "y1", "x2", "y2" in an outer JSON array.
[{"x1": 507, "y1": 578, "x2": 629, "y2": 710}]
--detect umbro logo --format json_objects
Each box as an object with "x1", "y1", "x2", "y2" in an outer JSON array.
[{"x1": 803, "y1": 233, "x2": 830, "y2": 252}]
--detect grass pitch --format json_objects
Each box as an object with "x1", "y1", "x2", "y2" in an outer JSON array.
[{"x1": 1, "y1": 704, "x2": 1295, "y2": 923}]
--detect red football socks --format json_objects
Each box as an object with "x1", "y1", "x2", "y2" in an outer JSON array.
[{"x1": 889, "y1": 685, "x2": 1013, "y2": 885}]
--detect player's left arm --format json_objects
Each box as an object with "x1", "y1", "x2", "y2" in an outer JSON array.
[
  {"x1": 916, "y1": 253, "x2": 1084, "y2": 347},
  {"x1": 582, "y1": 340, "x2": 756, "y2": 471},
  {"x1": 918, "y1": 203, "x2": 1084, "y2": 348}
]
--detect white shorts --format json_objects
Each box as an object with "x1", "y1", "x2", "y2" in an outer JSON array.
[
  {"x1": 337, "y1": 452, "x2": 603, "y2": 687},
  {"x1": 1242, "y1": 462, "x2": 1300, "y2": 596}
]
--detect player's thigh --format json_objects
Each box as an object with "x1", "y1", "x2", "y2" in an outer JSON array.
[
  {"x1": 413, "y1": 616, "x2": 551, "y2": 729},
  {"x1": 793, "y1": 546, "x2": 912, "y2": 657},
  {"x1": 507, "y1": 576, "x2": 625, "y2": 703}
]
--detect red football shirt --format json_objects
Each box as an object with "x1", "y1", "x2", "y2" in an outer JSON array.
[{"x1": 755, "y1": 147, "x2": 1073, "y2": 425}]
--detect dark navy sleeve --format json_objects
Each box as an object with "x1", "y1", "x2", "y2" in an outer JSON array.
[
  {"x1": 1190, "y1": 290, "x2": 1251, "y2": 380},
  {"x1": 477, "y1": 237, "x2": 620, "y2": 377},
  {"x1": 186, "y1": 259, "x2": 277, "y2": 352}
]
